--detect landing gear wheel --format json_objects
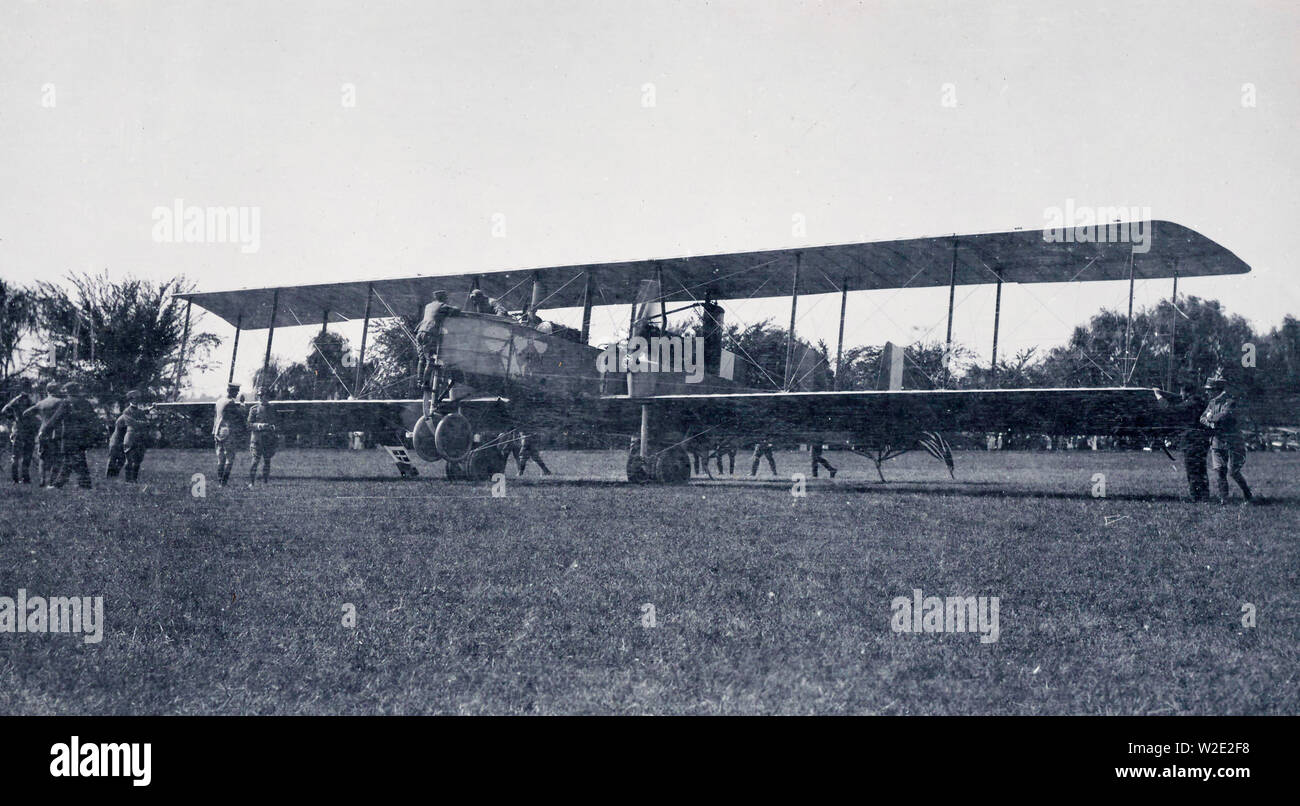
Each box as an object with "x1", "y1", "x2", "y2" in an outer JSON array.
[
  {"x1": 411, "y1": 415, "x2": 441, "y2": 462},
  {"x1": 434, "y1": 412, "x2": 473, "y2": 461},
  {"x1": 465, "y1": 447, "x2": 507, "y2": 482},
  {"x1": 626, "y1": 454, "x2": 651, "y2": 483},
  {"x1": 653, "y1": 447, "x2": 692, "y2": 484}
]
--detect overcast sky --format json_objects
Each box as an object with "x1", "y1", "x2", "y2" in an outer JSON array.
[{"x1": 2, "y1": 0, "x2": 1296, "y2": 395}]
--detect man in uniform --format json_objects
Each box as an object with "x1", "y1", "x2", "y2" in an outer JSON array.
[
  {"x1": 811, "y1": 443, "x2": 838, "y2": 478},
  {"x1": 710, "y1": 438, "x2": 737, "y2": 476},
  {"x1": 499, "y1": 429, "x2": 523, "y2": 469},
  {"x1": 23, "y1": 381, "x2": 63, "y2": 485},
  {"x1": 468, "y1": 289, "x2": 511, "y2": 317},
  {"x1": 516, "y1": 431, "x2": 552, "y2": 476},
  {"x1": 213, "y1": 383, "x2": 246, "y2": 486},
  {"x1": 1200, "y1": 371, "x2": 1253, "y2": 504},
  {"x1": 106, "y1": 390, "x2": 151, "y2": 481},
  {"x1": 45, "y1": 382, "x2": 97, "y2": 489},
  {"x1": 415, "y1": 290, "x2": 460, "y2": 408},
  {"x1": 246, "y1": 387, "x2": 278, "y2": 487},
  {"x1": 1, "y1": 379, "x2": 37, "y2": 484},
  {"x1": 1155, "y1": 382, "x2": 1211, "y2": 501},
  {"x1": 515, "y1": 304, "x2": 543, "y2": 329},
  {"x1": 750, "y1": 440, "x2": 778, "y2": 477}
]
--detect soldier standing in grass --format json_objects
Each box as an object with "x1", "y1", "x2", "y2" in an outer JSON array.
[
  {"x1": 810, "y1": 443, "x2": 837, "y2": 478},
  {"x1": 1, "y1": 378, "x2": 37, "y2": 484},
  {"x1": 500, "y1": 428, "x2": 523, "y2": 470},
  {"x1": 686, "y1": 435, "x2": 714, "y2": 478},
  {"x1": 711, "y1": 438, "x2": 737, "y2": 475},
  {"x1": 749, "y1": 439, "x2": 778, "y2": 476},
  {"x1": 106, "y1": 389, "x2": 150, "y2": 481},
  {"x1": 1201, "y1": 371, "x2": 1253, "y2": 504},
  {"x1": 213, "y1": 383, "x2": 246, "y2": 486},
  {"x1": 1155, "y1": 382, "x2": 1210, "y2": 501},
  {"x1": 23, "y1": 381, "x2": 63, "y2": 486},
  {"x1": 516, "y1": 431, "x2": 552, "y2": 476},
  {"x1": 246, "y1": 387, "x2": 278, "y2": 487},
  {"x1": 46, "y1": 382, "x2": 97, "y2": 490}
]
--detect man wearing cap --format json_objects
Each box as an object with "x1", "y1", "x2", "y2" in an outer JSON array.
[
  {"x1": 106, "y1": 390, "x2": 151, "y2": 481},
  {"x1": 45, "y1": 382, "x2": 98, "y2": 489},
  {"x1": 246, "y1": 386, "x2": 278, "y2": 487},
  {"x1": 1, "y1": 379, "x2": 38, "y2": 484},
  {"x1": 468, "y1": 289, "x2": 511, "y2": 317},
  {"x1": 213, "y1": 383, "x2": 246, "y2": 486},
  {"x1": 1155, "y1": 382, "x2": 1211, "y2": 501},
  {"x1": 23, "y1": 381, "x2": 63, "y2": 486},
  {"x1": 1200, "y1": 370, "x2": 1253, "y2": 503},
  {"x1": 415, "y1": 290, "x2": 461, "y2": 407}
]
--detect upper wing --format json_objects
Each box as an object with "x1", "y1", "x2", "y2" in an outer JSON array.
[
  {"x1": 178, "y1": 221, "x2": 1248, "y2": 329},
  {"x1": 611, "y1": 387, "x2": 1182, "y2": 440}
]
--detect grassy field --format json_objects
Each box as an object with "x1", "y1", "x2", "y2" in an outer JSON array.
[{"x1": 0, "y1": 446, "x2": 1296, "y2": 714}]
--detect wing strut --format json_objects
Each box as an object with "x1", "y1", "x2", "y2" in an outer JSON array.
[
  {"x1": 172, "y1": 298, "x2": 191, "y2": 400},
  {"x1": 261, "y1": 289, "x2": 279, "y2": 380},
  {"x1": 580, "y1": 272, "x2": 593, "y2": 344},
  {"x1": 1165, "y1": 264, "x2": 1179, "y2": 391},
  {"x1": 833, "y1": 275, "x2": 848, "y2": 390},
  {"x1": 355, "y1": 283, "x2": 373, "y2": 397},
  {"x1": 944, "y1": 235, "x2": 958, "y2": 385},
  {"x1": 1123, "y1": 251, "x2": 1136, "y2": 386},
  {"x1": 991, "y1": 268, "x2": 1002, "y2": 386},
  {"x1": 783, "y1": 252, "x2": 801, "y2": 389},
  {"x1": 227, "y1": 313, "x2": 242, "y2": 385}
]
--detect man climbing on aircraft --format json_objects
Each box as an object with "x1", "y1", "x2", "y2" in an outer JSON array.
[
  {"x1": 1200, "y1": 370, "x2": 1253, "y2": 504},
  {"x1": 246, "y1": 386, "x2": 278, "y2": 487},
  {"x1": 213, "y1": 383, "x2": 246, "y2": 487},
  {"x1": 415, "y1": 290, "x2": 462, "y2": 409}
]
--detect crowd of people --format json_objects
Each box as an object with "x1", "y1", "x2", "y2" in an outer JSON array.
[
  {"x1": 0, "y1": 379, "x2": 284, "y2": 491},
  {"x1": 0, "y1": 379, "x2": 128, "y2": 489}
]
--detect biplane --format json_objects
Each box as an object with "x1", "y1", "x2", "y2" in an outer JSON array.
[{"x1": 158, "y1": 220, "x2": 1250, "y2": 483}]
